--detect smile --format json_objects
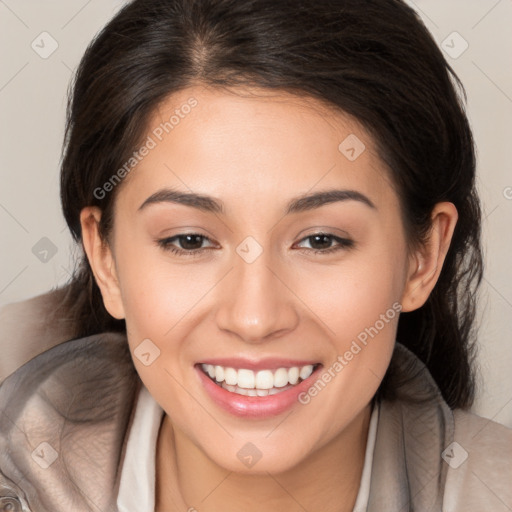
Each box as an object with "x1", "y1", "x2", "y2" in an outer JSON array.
[{"x1": 200, "y1": 363, "x2": 320, "y2": 397}]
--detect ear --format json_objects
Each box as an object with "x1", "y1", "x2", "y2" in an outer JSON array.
[
  {"x1": 80, "y1": 206, "x2": 125, "y2": 319},
  {"x1": 401, "y1": 202, "x2": 458, "y2": 312}
]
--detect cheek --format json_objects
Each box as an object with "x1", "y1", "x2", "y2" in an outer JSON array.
[
  {"x1": 293, "y1": 275, "x2": 400, "y2": 447},
  {"x1": 114, "y1": 253, "x2": 203, "y2": 416},
  {"x1": 289, "y1": 243, "x2": 405, "y2": 405},
  {"x1": 113, "y1": 233, "x2": 204, "y2": 336},
  {"x1": 115, "y1": 222, "x2": 406, "y2": 371},
  {"x1": 292, "y1": 243, "x2": 406, "y2": 338}
]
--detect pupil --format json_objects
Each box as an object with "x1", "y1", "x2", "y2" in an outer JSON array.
[
  {"x1": 181, "y1": 234, "x2": 202, "y2": 250},
  {"x1": 311, "y1": 234, "x2": 331, "y2": 249}
]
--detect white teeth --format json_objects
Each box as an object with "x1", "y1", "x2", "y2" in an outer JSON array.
[
  {"x1": 299, "y1": 365, "x2": 314, "y2": 380},
  {"x1": 273, "y1": 368, "x2": 289, "y2": 388},
  {"x1": 207, "y1": 365, "x2": 216, "y2": 379},
  {"x1": 201, "y1": 362, "x2": 318, "y2": 391},
  {"x1": 255, "y1": 370, "x2": 274, "y2": 389},
  {"x1": 214, "y1": 365, "x2": 224, "y2": 382},
  {"x1": 224, "y1": 367, "x2": 238, "y2": 386},
  {"x1": 288, "y1": 366, "x2": 299, "y2": 385},
  {"x1": 237, "y1": 369, "x2": 255, "y2": 389}
]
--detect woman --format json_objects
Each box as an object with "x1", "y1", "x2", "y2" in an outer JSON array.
[{"x1": 1, "y1": 0, "x2": 511, "y2": 510}]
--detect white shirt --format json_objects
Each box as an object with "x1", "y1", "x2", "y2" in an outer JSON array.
[{"x1": 117, "y1": 384, "x2": 379, "y2": 512}]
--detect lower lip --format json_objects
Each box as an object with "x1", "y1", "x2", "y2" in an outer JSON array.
[{"x1": 195, "y1": 365, "x2": 322, "y2": 418}]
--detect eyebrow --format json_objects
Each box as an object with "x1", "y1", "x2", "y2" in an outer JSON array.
[{"x1": 138, "y1": 188, "x2": 376, "y2": 214}]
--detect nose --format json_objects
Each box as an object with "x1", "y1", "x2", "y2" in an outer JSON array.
[{"x1": 214, "y1": 250, "x2": 299, "y2": 343}]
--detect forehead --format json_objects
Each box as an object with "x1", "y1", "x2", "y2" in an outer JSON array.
[{"x1": 117, "y1": 84, "x2": 395, "y2": 213}]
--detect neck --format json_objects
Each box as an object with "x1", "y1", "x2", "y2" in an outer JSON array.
[{"x1": 156, "y1": 403, "x2": 373, "y2": 512}]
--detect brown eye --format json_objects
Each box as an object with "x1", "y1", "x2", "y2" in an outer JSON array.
[
  {"x1": 295, "y1": 233, "x2": 354, "y2": 254},
  {"x1": 174, "y1": 234, "x2": 206, "y2": 250},
  {"x1": 307, "y1": 234, "x2": 335, "y2": 250},
  {"x1": 157, "y1": 233, "x2": 216, "y2": 256}
]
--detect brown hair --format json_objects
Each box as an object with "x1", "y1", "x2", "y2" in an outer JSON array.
[{"x1": 58, "y1": 0, "x2": 482, "y2": 409}]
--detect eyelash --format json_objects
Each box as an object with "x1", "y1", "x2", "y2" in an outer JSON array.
[{"x1": 156, "y1": 232, "x2": 354, "y2": 257}]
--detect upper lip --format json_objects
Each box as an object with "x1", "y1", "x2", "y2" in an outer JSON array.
[{"x1": 197, "y1": 357, "x2": 321, "y2": 371}]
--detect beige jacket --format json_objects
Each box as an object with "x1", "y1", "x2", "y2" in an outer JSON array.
[{"x1": 0, "y1": 292, "x2": 511, "y2": 511}]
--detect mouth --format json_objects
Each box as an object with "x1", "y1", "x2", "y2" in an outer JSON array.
[{"x1": 198, "y1": 362, "x2": 322, "y2": 397}]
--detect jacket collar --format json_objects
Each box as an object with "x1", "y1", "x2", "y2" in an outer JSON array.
[
  {"x1": 0, "y1": 332, "x2": 140, "y2": 512},
  {"x1": 368, "y1": 342, "x2": 454, "y2": 511},
  {"x1": 0, "y1": 333, "x2": 453, "y2": 511}
]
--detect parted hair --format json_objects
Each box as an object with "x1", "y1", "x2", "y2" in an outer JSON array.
[{"x1": 58, "y1": 0, "x2": 482, "y2": 409}]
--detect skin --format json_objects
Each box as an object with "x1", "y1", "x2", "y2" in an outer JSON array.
[{"x1": 80, "y1": 84, "x2": 458, "y2": 512}]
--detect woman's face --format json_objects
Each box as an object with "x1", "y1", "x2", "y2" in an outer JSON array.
[{"x1": 87, "y1": 85, "x2": 417, "y2": 473}]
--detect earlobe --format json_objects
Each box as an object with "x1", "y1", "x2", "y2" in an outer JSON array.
[
  {"x1": 79, "y1": 206, "x2": 125, "y2": 320},
  {"x1": 401, "y1": 202, "x2": 458, "y2": 312}
]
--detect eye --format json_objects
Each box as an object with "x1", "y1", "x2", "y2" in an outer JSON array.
[
  {"x1": 157, "y1": 231, "x2": 354, "y2": 257},
  {"x1": 157, "y1": 233, "x2": 216, "y2": 256},
  {"x1": 294, "y1": 232, "x2": 354, "y2": 254}
]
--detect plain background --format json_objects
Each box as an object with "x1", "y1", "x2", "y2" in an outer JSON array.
[{"x1": 0, "y1": 0, "x2": 511, "y2": 428}]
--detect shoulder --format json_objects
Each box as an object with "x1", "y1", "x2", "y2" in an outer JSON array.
[
  {"x1": 0, "y1": 331, "x2": 140, "y2": 512},
  {"x1": 443, "y1": 408, "x2": 512, "y2": 511},
  {"x1": 0, "y1": 330, "x2": 138, "y2": 416},
  {"x1": 368, "y1": 342, "x2": 512, "y2": 511},
  {"x1": 0, "y1": 287, "x2": 77, "y2": 384}
]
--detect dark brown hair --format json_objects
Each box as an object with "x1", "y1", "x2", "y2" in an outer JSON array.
[{"x1": 58, "y1": 0, "x2": 482, "y2": 409}]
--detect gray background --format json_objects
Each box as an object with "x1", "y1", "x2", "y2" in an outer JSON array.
[{"x1": 1, "y1": 0, "x2": 511, "y2": 427}]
